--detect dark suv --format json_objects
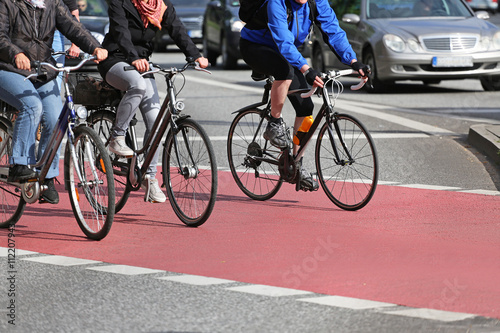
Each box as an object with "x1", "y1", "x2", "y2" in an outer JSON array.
[
  {"x1": 154, "y1": 0, "x2": 210, "y2": 52},
  {"x1": 202, "y1": 0, "x2": 243, "y2": 69}
]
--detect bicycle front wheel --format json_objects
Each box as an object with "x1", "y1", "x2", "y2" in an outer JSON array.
[
  {"x1": 0, "y1": 121, "x2": 25, "y2": 228},
  {"x1": 88, "y1": 109, "x2": 131, "y2": 213},
  {"x1": 227, "y1": 109, "x2": 282, "y2": 200},
  {"x1": 64, "y1": 125, "x2": 115, "y2": 240},
  {"x1": 162, "y1": 118, "x2": 217, "y2": 227},
  {"x1": 315, "y1": 114, "x2": 378, "y2": 211}
]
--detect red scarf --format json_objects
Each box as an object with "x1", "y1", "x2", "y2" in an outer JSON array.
[{"x1": 131, "y1": 0, "x2": 167, "y2": 29}]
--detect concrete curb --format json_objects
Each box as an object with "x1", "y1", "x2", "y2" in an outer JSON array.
[{"x1": 468, "y1": 124, "x2": 500, "y2": 166}]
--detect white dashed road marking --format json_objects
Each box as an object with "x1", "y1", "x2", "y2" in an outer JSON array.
[
  {"x1": 21, "y1": 255, "x2": 101, "y2": 266},
  {"x1": 157, "y1": 274, "x2": 236, "y2": 286},
  {"x1": 297, "y1": 295, "x2": 396, "y2": 310},
  {"x1": 225, "y1": 284, "x2": 313, "y2": 297},
  {"x1": 385, "y1": 308, "x2": 476, "y2": 322},
  {"x1": 86, "y1": 264, "x2": 164, "y2": 275}
]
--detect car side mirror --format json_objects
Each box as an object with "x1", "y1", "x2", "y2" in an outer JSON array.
[
  {"x1": 209, "y1": 0, "x2": 222, "y2": 8},
  {"x1": 475, "y1": 11, "x2": 490, "y2": 20},
  {"x1": 342, "y1": 14, "x2": 361, "y2": 24}
]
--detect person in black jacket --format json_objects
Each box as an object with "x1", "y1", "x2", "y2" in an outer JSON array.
[
  {"x1": 0, "y1": 0, "x2": 107, "y2": 204},
  {"x1": 98, "y1": 0, "x2": 208, "y2": 203}
]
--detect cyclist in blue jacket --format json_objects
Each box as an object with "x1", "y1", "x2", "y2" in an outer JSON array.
[{"x1": 240, "y1": 0, "x2": 369, "y2": 191}]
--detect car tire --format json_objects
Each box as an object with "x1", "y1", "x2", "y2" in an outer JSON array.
[
  {"x1": 480, "y1": 75, "x2": 500, "y2": 91},
  {"x1": 312, "y1": 46, "x2": 326, "y2": 73},
  {"x1": 221, "y1": 35, "x2": 238, "y2": 69},
  {"x1": 364, "y1": 50, "x2": 388, "y2": 93},
  {"x1": 203, "y1": 34, "x2": 218, "y2": 66}
]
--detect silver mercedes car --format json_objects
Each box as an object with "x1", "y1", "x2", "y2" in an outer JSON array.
[{"x1": 310, "y1": 0, "x2": 500, "y2": 92}]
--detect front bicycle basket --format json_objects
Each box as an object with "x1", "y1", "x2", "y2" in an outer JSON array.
[{"x1": 69, "y1": 73, "x2": 122, "y2": 107}]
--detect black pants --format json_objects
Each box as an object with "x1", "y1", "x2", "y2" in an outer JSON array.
[{"x1": 240, "y1": 38, "x2": 314, "y2": 117}]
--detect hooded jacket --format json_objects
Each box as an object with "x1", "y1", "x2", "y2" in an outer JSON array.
[
  {"x1": 0, "y1": 0, "x2": 101, "y2": 82},
  {"x1": 241, "y1": 0, "x2": 356, "y2": 70}
]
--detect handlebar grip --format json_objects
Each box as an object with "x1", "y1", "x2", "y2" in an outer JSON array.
[
  {"x1": 350, "y1": 77, "x2": 368, "y2": 91},
  {"x1": 300, "y1": 87, "x2": 317, "y2": 98},
  {"x1": 124, "y1": 66, "x2": 135, "y2": 71}
]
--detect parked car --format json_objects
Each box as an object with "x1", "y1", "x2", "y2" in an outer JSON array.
[
  {"x1": 154, "y1": 0, "x2": 209, "y2": 52},
  {"x1": 64, "y1": 0, "x2": 109, "y2": 69},
  {"x1": 465, "y1": 0, "x2": 498, "y2": 13},
  {"x1": 309, "y1": 0, "x2": 500, "y2": 92},
  {"x1": 202, "y1": 0, "x2": 244, "y2": 68}
]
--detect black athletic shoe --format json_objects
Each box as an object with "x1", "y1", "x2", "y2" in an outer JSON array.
[
  {"x1": 7, "y1": 164, "x2": 37, "y2": 182},
  {"x1": 39, "y1": 178, "x2": 59, "y2": 204}
]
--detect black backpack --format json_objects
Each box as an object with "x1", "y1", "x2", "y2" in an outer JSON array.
[{"x1": 240, "y1": 0, "x2": 317, "y2": 30}]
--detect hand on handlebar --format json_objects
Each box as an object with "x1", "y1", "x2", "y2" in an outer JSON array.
[
  {"x1": 132, "y1": 58, "x2": 150, "y2": 72},
  {"x1": 195, "y1": 56, "x2": 209, "y2": 69},
  {"x1": 15, "y1": 53, "x2": 31, "y2": 71},
  {"x1": 350, "y1": 60, "x2": 370, "y2": 78},
  {"x1": 67, "y1": 44, "x2": 81, "y2": 58},
  {"x1": 304, "y1": 67, "x2": 324, "y2": 88},
  {"x1": 92, "y1": 48, "x2": 108, "y2": 63}
]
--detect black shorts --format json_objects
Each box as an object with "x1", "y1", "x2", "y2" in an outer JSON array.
[{"x1": 240, "y1": 38, "x2": 314, "y2": 117}]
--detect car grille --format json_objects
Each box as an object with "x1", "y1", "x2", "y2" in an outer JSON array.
[{"x1": 422, "y1": 36, "x2": 477, "y2": 51}]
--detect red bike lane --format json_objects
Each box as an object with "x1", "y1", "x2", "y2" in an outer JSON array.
[{"x1": 2, "y1": 170, "x2": 500, "y2": 319}]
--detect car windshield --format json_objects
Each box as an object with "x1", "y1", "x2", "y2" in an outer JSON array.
[
  {"x1": 171, "y1": 0, "x2": 209, "y2": 6},
  {"x1": 77, "y1": 0, "x2": 108, "y2": 17},
  {"x1": 366, "y1": 0, "x2": 473, "y2": 18}
]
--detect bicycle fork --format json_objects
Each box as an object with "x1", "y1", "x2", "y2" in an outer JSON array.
[{"x1": 326, "y1": 117, "x2": 354, "y2": 166}]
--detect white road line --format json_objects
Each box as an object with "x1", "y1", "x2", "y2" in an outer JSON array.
[
  {"x1": 157, "y1": 274, "x2": 236, "y2": 286},
  {"x1": 395, "y1": 184, "x2": 463, "y2": 191},
  {"x1": 226, "y1": 284, "x2": 313, "y2": 297},
  {"x1": 458, "y1": 189, "x2": 500, "y2": 196},
  {"x1": 0, "y1": 248, "x2": 38, "y2": 256},
  {"x1": 297, "y1": 295, "x2": 396, "y2": 310},
  {"x1": 21, "y1": 255, "x2": 101, "y2": 266},
  {"x1": 385, "y1": 308, "x2": 476, "y2": 322},
  {"x1": 192, "y1": 77, "x2": 455, "y2": 136},
  {"x1": 86, "y1": 264, "x2": 164, "y2": 275}
]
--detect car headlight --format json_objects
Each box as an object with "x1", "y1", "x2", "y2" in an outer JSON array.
[
  {"x1": 493, "y1": 31, "x2": 500, "y2": 50},
  {"x1": 230, "y1": 18, "x2": 245, "y2": 32},
  {"x1": 480, "y1": 36, "x2": 491, "y2": 51},
  {"x1": 383, "y1": 34, "x2": 405, "y2": 53}
]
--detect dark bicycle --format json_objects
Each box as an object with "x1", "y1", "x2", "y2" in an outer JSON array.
[{"x1": 227, "y1": 69, "x2": 378, "y2": 210}]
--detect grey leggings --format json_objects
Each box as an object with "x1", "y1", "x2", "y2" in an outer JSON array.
[{"x1": 106, "y1": 62, "x2": 161, "y2": 176}]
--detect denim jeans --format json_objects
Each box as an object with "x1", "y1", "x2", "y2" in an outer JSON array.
[
  {"x1": 0, "y1": 71, "x2": 63, "y2": 179},
  {"x1": 52, "y1": 30, "x2": 65, "y2": 91}
]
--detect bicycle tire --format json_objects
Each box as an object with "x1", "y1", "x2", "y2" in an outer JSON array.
[
  {"x1": 227, "y1": 109, "x2": 283, "y2": 200},
  {"x1": 0, "y1": 121, "x2": 26, "y2": 228},
  {"x1": 162, "y1": 118, "x2": 217, "y2": 227},
  {"x1": 315, "y1": 114, "x2": 378, "y2": 211},
  {"x1": 88, "y1": 109, "x2": 131, "y2": 213},
  {"x1": 64, "y1": 125, "x2": 115, "y2": 240}
]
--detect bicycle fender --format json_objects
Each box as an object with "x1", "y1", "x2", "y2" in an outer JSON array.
[{"x1": 231, "y1": 101, "x2": 267, "y2": 115}]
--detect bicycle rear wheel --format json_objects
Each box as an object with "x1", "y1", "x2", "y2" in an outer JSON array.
[
  {"x1": 88, "y1": 110, "x2": 131, "y2": 213},
  {"x1": 315, "y1": 114, "x2": 378, "y2": 211},
  {"x1": 162, "y1": 118, "x2": 217, "y2": 227},
  {"x1": 0, "y1": 121, "x2": 25, "y2": 228},
  {"x1": 227, "y1": 109, "x2": 282, "y2": 200},
  {"x1": 64, "y1": 125, "x2": 115, "y2": 240}
]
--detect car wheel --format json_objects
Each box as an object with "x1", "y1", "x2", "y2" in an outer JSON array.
[
  {"x1": 312, "y1": 46, "x2": 326, "y2": 73},
  {"x1": 364, "y1": 50, "x2": 387, "y2": 93},
  {"x1": 221, "y1": 35, "x2": 238, "y2": 69},
  {"x1": 480, "y1": 75, "x2": 500, "y2": 91},
  {"x1": 203, "y1": 34, "x2": 218, "y2": 66}
]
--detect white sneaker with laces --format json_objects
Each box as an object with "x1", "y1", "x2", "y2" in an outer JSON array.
[
  {"x1": 141, "y1": 177, "x2": 167, "y2": 203},
  {"x1": 109, "y1": 136, "x2": 134, "y2": 157}
]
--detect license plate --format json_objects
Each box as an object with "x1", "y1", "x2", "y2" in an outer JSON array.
[
  {"x1": 188, "y1": 30, "x2": 202, "y2": 38},
  {"x1": 431, "y1": 56, "x2": 473, "y2": 68}
]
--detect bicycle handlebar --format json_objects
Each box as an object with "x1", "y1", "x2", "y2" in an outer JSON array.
[
  {"x1": 123, "y1": 62, "x2": 211, "y2": 76},
  {"x1": 299, "y1": 69, "x2": 368, "y2": 98},
  {"x1": 25, "y1": 55, "x2": 97, "y2": 81}
]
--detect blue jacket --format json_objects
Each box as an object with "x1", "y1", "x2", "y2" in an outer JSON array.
[{"x1": 241, "y1": 0, "x2": 357, "y2": 70}]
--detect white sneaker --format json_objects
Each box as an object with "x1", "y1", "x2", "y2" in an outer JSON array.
[
  {"x1": 109, "y1": 136, "x2": 134, "y2": 157},
  {"x1": 141, "y1": 177, "x2": 167, "y2": 203}
]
